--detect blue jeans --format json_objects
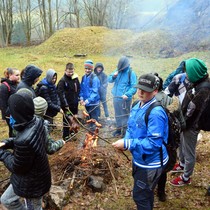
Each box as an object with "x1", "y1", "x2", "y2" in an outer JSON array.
[
  {"x1": 1, "y1": 184, "x2": 43, "y2": 210},
  {"x1": 113, "y1": 98, "x2": 131, "y2": 129},
  {"x1": 132, "y1": 164, "x2": 163, "y2": 210}
]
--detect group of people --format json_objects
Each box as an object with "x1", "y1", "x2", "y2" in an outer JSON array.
[
  {"x1": 113, "y1": 58, "x2": 210, "y2": 209},
  {"x1": 0, "y1": 56, "x2": 209, "y2": 209}
]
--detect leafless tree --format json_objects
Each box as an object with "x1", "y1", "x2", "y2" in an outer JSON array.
[
  {"x1": 0, "y1": 0, "x2": 13, "y2": 46},
  {"x1": 83, "y1": 0, "x2": 110, "y2": 26},
  {"x1": 17, "y1": 0, "x2": 32, "y2": 45}
]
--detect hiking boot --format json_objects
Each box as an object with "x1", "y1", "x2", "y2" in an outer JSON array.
[
  {"x1": 112, "y1": 129, "x2": 121, "y2": 137},
  {"x1": 171, "y1": 163, "x2": 184, "y2": 173},
  {"x1": 157, "y1": 191, "x2": 167, "y2": 202},
  {"x1": 170, "y1": 175, "x2": 191, "y2": 187}
]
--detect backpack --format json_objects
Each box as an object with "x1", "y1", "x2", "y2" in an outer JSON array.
[
  {"x1": 132, "y1": 100, "x2": 181, "y2": 172},
  {"x1": 145, "y1": 101, "x2": 181, "y2": 172},
  {"x1": 195, "y1": 82, "x2": 210, "y2": 131},
  {"x1": 1, "y1": 81, "x2": 11, "y2": 92},
  {"x1": 82, "y1": 73, "x2": 97, "y2": 88}
]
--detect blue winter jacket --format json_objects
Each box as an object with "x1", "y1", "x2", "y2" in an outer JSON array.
[
  {"x1": 108, "y1": 67, "x2": 137, "y2": 100},
  {"x1": 80, "y1": 73, "x2": 100, "y2": 106},
  {"x1": 124, "y1": 97, "x2": 169, "y2": 169}
]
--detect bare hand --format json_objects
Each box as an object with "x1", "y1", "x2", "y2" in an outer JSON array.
[
  {"x1": 112, "y1": 139, "x2": 125, "y2": 150},
  {"x1": 113, "y1": 71, "x2": 118, "y2": 77},
  {"x1": 122, "y1": 95, "x2": 128, "y2": 100},
  {"x1": 0, "y1": 142, "x2": 5, "y2": 148}
]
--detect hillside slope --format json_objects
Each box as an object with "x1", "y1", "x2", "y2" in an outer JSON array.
[{"x1": 36, "y1": 26, "x2": 177, "y2": 58}]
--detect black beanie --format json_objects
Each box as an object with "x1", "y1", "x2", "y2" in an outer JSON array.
[{"x1": 8, "y1": 92, "x2": 34, "y2": 124}]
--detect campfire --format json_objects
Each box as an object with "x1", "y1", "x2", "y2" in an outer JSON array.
[{"x1": 45, "y1": 114, "x2": 129, "y2": 208}]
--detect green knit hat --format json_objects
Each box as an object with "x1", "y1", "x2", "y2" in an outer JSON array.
[{"x1": 185, "y1": 58, "x2": 208, "y2": 83}]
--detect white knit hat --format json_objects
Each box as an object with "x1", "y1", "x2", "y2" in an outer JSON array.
[{"x1": 33, "y1": 96, "x2": 48, "y2": 116}]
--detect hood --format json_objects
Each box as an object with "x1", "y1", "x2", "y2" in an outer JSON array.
[
  {"x1": 94, "y1": 63, "x2": 104, "y2": 75},
  {"x1": 22, "y1": 65, "x2": 43, "y2": 86},
  {"x1": 46, "y1": 69, "x2": 57, "y2": 84},
  {"x1": 8, "y1": 92, "x2": 34, "y2": 124},
  {"x1": 185, "y1": 58, "x2": 207, "y2": 83},
  {"x1": 117, "y1": 56, "x2": 130, "y2": 72}
]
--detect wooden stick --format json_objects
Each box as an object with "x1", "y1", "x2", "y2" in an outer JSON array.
[
  {"x1": 69, "y1": 170, "x2": 76, "y2": 189},
  {"x1": 107, "y1": 160, "x2": 118, "y2": 195}
]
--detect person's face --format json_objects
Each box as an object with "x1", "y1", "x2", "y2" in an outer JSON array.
[
  {"x1": 33, "y1": 77, "x2": 40, "y2": 84},
  {"x1": 137, "y1": 88, "x2": 158, "y2": 105},
  {"x1": 52, "y1": 75, "x2": 57, "y2": 84},
  {"x1": 65, "y1": 68, "x2": 74, "y2": 77},
  {"x1": 9, "y1": 70, "x2": 20, "y2": 82},
  {"x1": 96, "y1": 67, "x2": 103, "y2": 73},
  {"x1": 85, "y1": 67, "x2": 92, "y2": 75}
]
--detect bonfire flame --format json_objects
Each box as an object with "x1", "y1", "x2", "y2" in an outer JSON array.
[{"x1": 83, "y1": 118, "x2": 101, "y2": 149}]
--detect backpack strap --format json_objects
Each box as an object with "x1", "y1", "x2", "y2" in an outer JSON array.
[
  {"x1": 144, "y1": 101, "x2": 164, "y2": 167},
  {"x1": 144, "y1": 101, "x2": 162, "y2": 125},
  {"x1": 2, "y1": 81, "x2": 11, "y2": 92}
]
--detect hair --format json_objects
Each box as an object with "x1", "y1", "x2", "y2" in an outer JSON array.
[
  {"x1": 4, "y1": 67, "x2": 19, "y2": 79},
  {"x1": 153, "y1": 72, "x2": 163, "y2": 91},
  {"x1": 66, "y1": 63, "x2": 74, "y2": 70},
  {"x1": 20, "y1": 68, "x2": 25, "y2": 79}
]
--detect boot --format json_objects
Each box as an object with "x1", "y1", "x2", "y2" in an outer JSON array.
[{"x1": 157, "y1": 191, "x2": 167, "y2": 202}]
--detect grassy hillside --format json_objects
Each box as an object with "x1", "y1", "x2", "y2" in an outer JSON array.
[{"x1": 1, "y1": 26, "x2": 210, "y2": 80}]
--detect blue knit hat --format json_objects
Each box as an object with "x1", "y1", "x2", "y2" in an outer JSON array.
[{"x1": 84, "y1": 60, "x2": 94, "y2": 69}]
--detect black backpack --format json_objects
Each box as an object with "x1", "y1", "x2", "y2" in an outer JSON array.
[
  {"x1": 195, "y1": 82, "x2": 210, "y2": 131},
  {"x1": 141, "y1": 101, "x2": 181, "y2": 172}
]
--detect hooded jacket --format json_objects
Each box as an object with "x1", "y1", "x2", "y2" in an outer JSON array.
[
  {"x1": 80, "y1": 72, "x2": 100, "y2": 106},
  {"x1": 0, "y1": 78, "x2": 18, "y2": 119},
  {"x1": 0, "y1": 93, "x2": 51, "y2": 198},
  {"x1": 124, "y1": 97, "x2": 169, "y2": 169},
  {"x1": 36, "y1": 69, "x2": 61, "y2": 117},
  {"x1": 57, "y1": 72, "x2": 80, "y2": 110},
  {"x1": 182, "y1": 76, "x2": 210, "y2": 130},
  {"x1": 94, "y1": 63, "x2": 108, "y2": 96},
  {"x1": 108, "y1": 67, "x2": 137, "y2": 100},
  {"x1": 16, "y1": 65, "x2": 42, "y2": 98}
]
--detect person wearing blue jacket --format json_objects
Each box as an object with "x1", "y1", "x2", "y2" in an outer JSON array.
[
  {"x1": 112, "y1": 73, "x2": 169, "y2": 210},
  {"x1": 108, "y1": 56, "x2": 137, "y2": 137},
  {"x1": 80, "y1": 60, "x2": 100, "y2": 131}
]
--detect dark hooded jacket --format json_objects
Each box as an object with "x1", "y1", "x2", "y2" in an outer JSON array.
[
  {"x1": 0, "y1": 92, "x2": 51, "y2": 198},
  {"x1": 57, "y1": 72, "x2": 80, "y2": 112},
  {"x1": 181, "y1": 58, "x2": 210, "y2": 130},
  {"x1": 36, "y1": 69, "x2": 61, "y2": 117},
  {"x1": 16, "y1": 65, "x2": 42, "y2": 98},
  {"x1": 0, "y1": 78, "x2": 18, "y2": 120},
  {"x1": 94, "y1": 63, "x2": 108, "y2": 96}
]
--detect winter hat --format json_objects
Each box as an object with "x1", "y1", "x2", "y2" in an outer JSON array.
[
  {"x1": 84, "y1": 60, "x2": 94, "y2": 69},
  {"x1": 16, "y1": 88, "x2": 33, "y2": 98},
  {"x1": 33, "y1": 96, "x2": 48, "y2": 116},
  {"x1": 135, "y1": 73, "x2": 160, "y2": 92},
  {"x1": 117, "y1": 56, "x2": 130, "y2": 71},
  {"x1": 8, "y1": 92, "x2": 34, "y2": 124},
  {"x1": 185, "y1": 58, "x2": 207, "y2": 83}
]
